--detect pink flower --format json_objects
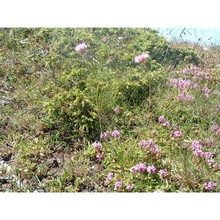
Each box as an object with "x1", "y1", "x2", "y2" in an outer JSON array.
[
  {"x1": 204, "y1": 182, "x2": 216, "y2": 191},
  {"x1": 151, "y1": 145, "x2": 160, "y2": 154},
  {"x1": 111, "y1": 130, "x2": 120, "y2": 138},
  {"x1": 193, "y1": 149, "x2": 205, "y2": 157},
  {"x1": 134, "y1": 53, "x2": 150, "y2": 63},
  {"x1": 162, "y1": 121, "x2": 170, "y2": 127},
  {"x1": 130, "y1": 166, "x2": 137, "y2": 173},
  {"x1": 75, "y1": 42, "x2": 87, "y2": 53},
  {"x1": 158, "y1": 115, "x2": 166, "y2": 123},
  {"x1": 126, "y1": 183, "x2": 134, "y2": 191},
  {"x1": 96, "y1": 153, "x2": 103, "y2": 159},
  {"x1": 105, "y1": 172, "x2": 114, "y2": 183},
  {"x1": 147, "y1": 165, "x2": 156, "y2": 174},
  {"x1": 182, "y1": 142, "x2": 188, "y2": 149},
  {"x1": 190, "y1": 140, "x2": 202, "y2": 151},
  {"x1": 130, "y1": 163, "x2": 147, "y2": 173},
  {"x1": 158, "y1": 169, "x2": 167, "y2": 179},
  {"x1": 211, "y1": 125, "x2": 219, "y2": 132},
  {"x1": 100, "y1": 131, "x2": 110, "y2": 140},
  {"x1": 114, "y1": 107, "x2": 120, "y2": 114},
  {"x1": 186, "y1": 95, "x2": 193, "y2": 102},
  {"x1": 138, "y1": 140, "x2": 149, "y2": 148},
  {"x1": 92, "y1": 141, "x2": 102, "y2": 151},
  {"x1": 114, "y1": 180, "x2": 122, "y2": 190},
  {"x1": 171, "y1": 130, "x2": 182, "y2": 138}
]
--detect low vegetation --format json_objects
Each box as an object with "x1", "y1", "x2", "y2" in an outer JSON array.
[{"x1": 0, "y1": 28, "x2": 219, "y2": 192}]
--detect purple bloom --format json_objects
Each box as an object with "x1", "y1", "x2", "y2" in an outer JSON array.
[
  {"x1": 100, "y1": 131, "x2": 110, "y2": 140},
  {"x1": 162, "y1": 121, "x2": 170, "y2": 127},
  {"x1": 134, "y1": 53, "x2": 150, "y2": 63},
  {"x1": 204, "y1": 182, "x2": 217, "y2": 191},
  {"x1": 183, "y1": 68, "x2": 189, "y2": 75},
  {"x1": 126, "y1": 183, "x2": 134, "y2": 191},
  {"x1": 96, "y1": 153, "x2": 103, "y2": 159},
  {"x1": 211, "y1": 125, "x2": 219, "y2": 132},
  {"x1": 193, "y1": 149, "x2": 205, "y2": 157},
  {"x1": 186, "y1": 95, "x2": 193, "y2": 102},
  {"x1": 130, "y1": 163, "x2": 147, "y2": 173},
  {"x1": 151, "y1": 145, "x2": 160, "y2": 154},
  {"x1": 158, "y1": 169, "x2": 167, "y2": 179},
  {"x1": 205, "y1": 138, "x2": 214, "y2": 146},
  {"x1": 147, "y1": 165, "x2": 157, "y2": 174},
  {"x1": 92, "y1": 141, "x2": 102, "y2": 151},
  {"x1": 130, "y1": 166, "x2": 137, "y2": 173},
  {"x1": 171, "y1": 130, "x2": 182, "y2": 138},
  {"x1": 182, "y1": 141, "x2": 188, "y2": 149},
  {"x1": 111, "y1": 130, "x2": 120, "y2": 138},
  {"x1": 75, "y1": 42, "x2": 87, "y2": 53},
  {"x1": 158, "y1": 115, "x2": 166, "y2": 123},
  {"x1": 114, "y1": 107, "x2": 120, "y2": 114},
  {"x1": 206, "y1": 159, "x2": 215, "y2": 167},
  {"x1": 138, "y1": 140, "x2": 149, "y2": 148},
  {"x1": 105, "y1": 172, "x2": 114, "y2": 183},
  {"x1": 114, "y1": 180, "x2": 122, "y2": 190},
  {"x1": 190, "y1": 140, "x2": 202, "y2": 151}
]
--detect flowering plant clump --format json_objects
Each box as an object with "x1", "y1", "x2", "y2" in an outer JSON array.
[
  {"x1": 134, "y1": 53, "x2": 150, "y2": 63},
  {"x1": 204, "y1": 182, "x2": 217, "y2": 191},
  {"x1": 114, "y1": 180, "x2": 122, "y2": 190},
  {"x1": 105, "y1": 172, "x2": 114, "y2": 183},
  {"x1": 92, "y1": 141, "x2": 102, "y2": 151},
  {"x1": 147, "y1": 165, "x2": 157, "y2": 174},
  {"x1": 111, "y1": 130, "x2": 120, "y2": 138},
  {"x1": 75, "y1": 42, "x2": 87, "y2": 53},
  {"x1": 130, "y1": 163, "x2": 147, "y2": 173}
]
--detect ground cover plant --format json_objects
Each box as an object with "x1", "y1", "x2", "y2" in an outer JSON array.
[{"x1": 0, "y1": 28, "x2": 219, "y2": 192}]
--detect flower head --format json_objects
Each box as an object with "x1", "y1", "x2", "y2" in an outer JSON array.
[
  {"x1": 111, "y1": 130, "x2": 120, "y2": 138},
  {"x1": 158, "y1": 115, "x2": 166, "y2": 123},
  {"x1": 171, "y1": 129, "x2": 182, "y2": 138},
  {"x1": 158, "y1": 169, "x2": 167, "y2": 179},
  {"x1": 96, "y1": 153, "x2": 103, "y2": 159},
  {"x1": 134, "y1": 53, "x2": 150, "y2": 63},
  {"x1": 100, "y1": 131, "x2": 110, "y2": 140},
  {"x1": 105, "y1": 172, "x2": 114, "y2": 183},
  {"x1": 92, "y1": 141, "x2": 102, "y2": 151},
  {"x1": 204, "y1": 181, "x2": 216, "y2": 191},
  {"x1": 147, "y1": 165, "x2": 157, "y2": 174},
  {"x1": 114, "y1": 180, "x2": 122, "y2": 190},
  {"x1": 126, "y1": 183, "x2": 134, "y2": 191},
  {"x1": 114, "y1": 107, "x2": 120, "y2": 114},
  {"x1": 75, "y1": 42, "x2": 87, "y2": 53}
]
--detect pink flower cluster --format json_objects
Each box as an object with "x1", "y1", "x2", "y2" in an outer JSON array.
[
  {"x1": 92, "y1": 141, "x2": 103, "y2": 159},
  {"x1": 130, "y1": 163, "x2": 157, "y2": 174},
  {"x1": 158, "y1": 115, "x2": 170, "y2": 127},
  {"x1": 211, "y1": 125, "x2": 220, "y2": 136},
  {"x1": 158, "y1": 169, "x2": 167, "y2": 179},
  {"x1": 147, "y1": 165, "x2": 157, "y2": 174},
  {"x1": 134, "y1": 53, "x2": 150, "y2": 63},
  {"x1": 178, "y1": 91, "x2": 194, "y2": 102},
  {"x1": 105, "y1": 172, "x2": 114, "y2": 183},
  {"x1": 138, "y1": 139, "x2": 160, "y2": 154},
  {"x1": 111, "y1": 130, "x2": 120, "y2": 138},
  {"x1": 130, "y1": 163, "x2": 147, "y2": 173},
  {"x1": 100, "y1": 129, "x2": 120, "y2": 140},
  {"x1": 114, "y1": 107, "x2": 120, "y2": 114},
  {"x1": 114, "y1": 180, "x2": 122, "y2": 190},
  {"x1": 171, "y1": 129, "x2": 182, "y2": 138},
  {"x1": 204, "y1": 181, "x2": 217, "y2": 191},
  {"x1": 203, "y1": 86, "x2": 211, "y2": 99},
  {"x1": 169, "y1": 78, "x2": 191, "y2": 91},
  {"x1": 75, "y1": 42, "x2": 87, "y2": 53}
]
